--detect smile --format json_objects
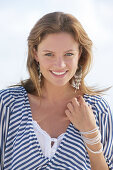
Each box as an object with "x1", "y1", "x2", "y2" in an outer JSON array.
[
  {"x1": 51, "y1": 71, "x2": 66, "y2": 75},
  {"x1": 49, "y1": 70, "x2": 68, "y2": 77}
]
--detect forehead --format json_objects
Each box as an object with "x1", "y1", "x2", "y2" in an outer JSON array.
[{"x1": 38, "y1": 32, "x2": 79, "y2": 51}]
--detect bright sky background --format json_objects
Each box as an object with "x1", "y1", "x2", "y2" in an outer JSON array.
[{"x1": 0, "y1": 0, "x2": 113, "y2": 110}]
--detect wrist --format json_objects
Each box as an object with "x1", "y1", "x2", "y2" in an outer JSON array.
[
  {"x1": 85, "y1": 141, "x2": 103, "y2": 154},
  {"x1": 80, "y1": 128, "x2": 103, "y2": 154}
]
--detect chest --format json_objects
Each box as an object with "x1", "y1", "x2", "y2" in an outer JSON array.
[{"x1": 30, "y1": 100, "x2": 70, "y2": 138}]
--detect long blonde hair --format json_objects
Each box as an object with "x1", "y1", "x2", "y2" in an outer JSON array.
[{"x1": 21, "y1": 12, "x2": 106, "y2": 96}]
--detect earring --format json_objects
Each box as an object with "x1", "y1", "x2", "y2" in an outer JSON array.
[
  {"x1": 71, "y1": 65, "x2": 82, "y2": 90},
  {"x1": 34, "y1": 60, "x2": 42, "y2": 84},
  {"x1": 37, "y1": 62, "x2": 42, "y2": 84}
]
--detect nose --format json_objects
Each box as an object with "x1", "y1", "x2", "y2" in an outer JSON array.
[{"x1": 55, "y1": 57, "x2": 66, "y2": 68}]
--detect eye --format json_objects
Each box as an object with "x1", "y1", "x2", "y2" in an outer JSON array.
[
  {"x1": 45, "y1": 53, "x2": 53, "y2": 56},
  {"x1": 65, "y1": 53, "x2": 74, "y2": 56}
]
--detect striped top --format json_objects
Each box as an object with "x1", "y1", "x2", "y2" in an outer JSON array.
[{"x1": 0, "y1": 86, "x2": 113, "y2": 170}]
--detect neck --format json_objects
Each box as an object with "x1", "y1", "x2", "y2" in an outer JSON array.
[{"x1": 41, "y1": 81, "x2": 78, "y2": 104}]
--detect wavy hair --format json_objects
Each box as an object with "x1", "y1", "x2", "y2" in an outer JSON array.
[{"x1": 21, "y1": 12, "x2": 107, "y2": 96}]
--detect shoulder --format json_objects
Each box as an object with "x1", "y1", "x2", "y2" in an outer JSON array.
[
  {"x1": 0, "y1": 85, "x2": 26, "y2": 97},
  {"x1": 0, "y1": 86, "x2": 27, "y2": 107},
  {"x1": 84, "y1": 94, "x2": 111, "y2": 116},
  {"x1": 84, "y1": 94, "x2": 113, "y2": 134}
]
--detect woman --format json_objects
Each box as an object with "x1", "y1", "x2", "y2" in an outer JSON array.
[{"x1": 0, "y1": 12, "x2": 113, "y2": 169}]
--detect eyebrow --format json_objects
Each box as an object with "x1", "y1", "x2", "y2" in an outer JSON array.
[{"x1": 42, "y1": 49, "x2": 77, "y2": 53}]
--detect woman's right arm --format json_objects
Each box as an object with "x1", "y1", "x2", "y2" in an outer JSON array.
[{"x1": 0, "y1": 92, "x2": 10, "y2": 170}]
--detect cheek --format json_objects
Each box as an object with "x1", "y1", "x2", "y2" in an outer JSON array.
[
  {"x1": 68, "y1": 58, "x2": 79, "y2": 68},
  {"x1": 39, "y1": 59, "x2": 52, "y2": 71}
]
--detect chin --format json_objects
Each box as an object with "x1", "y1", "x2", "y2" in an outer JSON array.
[{"x1": 51, "y1": 82, "x2": 69, "y2": 87}]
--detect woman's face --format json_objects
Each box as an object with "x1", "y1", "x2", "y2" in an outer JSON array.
[{"x1": 35, "y1": 32, "x2": 81, "y2": 87}]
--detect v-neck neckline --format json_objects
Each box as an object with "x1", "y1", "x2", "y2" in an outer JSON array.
[
  {"x1": 24, "y1": 87, "x2": 73, "y2": 162},
  {"x1": 32, "y1": 119, "x2": 65, "y2": 140}
]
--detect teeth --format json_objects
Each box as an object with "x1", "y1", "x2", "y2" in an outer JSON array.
[{"x1": 51, "y1": 71, "x2": 66, "y2": 75}]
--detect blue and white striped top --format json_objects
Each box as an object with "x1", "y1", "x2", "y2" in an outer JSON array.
[{"x1": 0, "y1": 86, "x2": 113, "y2": 169}]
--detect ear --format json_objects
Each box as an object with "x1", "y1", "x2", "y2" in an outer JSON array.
[{"x1": 33, "y1": 48, "x2": 39, "y2": 62}]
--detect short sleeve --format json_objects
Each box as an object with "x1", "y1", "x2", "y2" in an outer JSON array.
[{"x1": 96, "y1": 98, "x2": 113, "y2": 169}]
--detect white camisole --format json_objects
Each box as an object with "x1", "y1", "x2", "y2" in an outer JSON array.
[{"x1": 32, "y1": 120, "x2": 65, "y2": 160}]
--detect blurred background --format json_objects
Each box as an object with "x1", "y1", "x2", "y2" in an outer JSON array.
[{"x1": 0, "y1": 0, "x2": 113, "y2": 110}]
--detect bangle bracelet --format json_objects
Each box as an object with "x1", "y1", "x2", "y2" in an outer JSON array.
[
  {"x1": 81, "y1": 131, "x2": 101, "y2": 145},
  {"x1": 80, "y1": 129, "x2": 103, "y2": 154},
  {"x1": 80, "y1": 127, "x2": 99, "y2": 135},
  {"x1": 85, "y1": 143, "x2": 103, "y2": 154}
]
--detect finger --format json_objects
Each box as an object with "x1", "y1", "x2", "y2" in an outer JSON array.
[
  {"x1": 71, "y1": 97, "x2": 79, "y2": 108},
  {"x1": 88, "y1": 104, "x2": 93, "y2": 112},
  {"x1": 65, "y1": 109, "x2": 73, "y2": 121},
  {"x1": 77, "y1": 95, "x2": 86, "y2": 105},
  {"x1": 67, "y1": 103, "x2": 74, "y2": 113},
  {"x1": 77, "y1": 96, "x2": 94, "y2": 114},
  {"x1": 77, "y1": 96, "x2": 92, "y2": 110},
  {"x1": 87, "y1": 103, "x2": 91, "y2": 108}
]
